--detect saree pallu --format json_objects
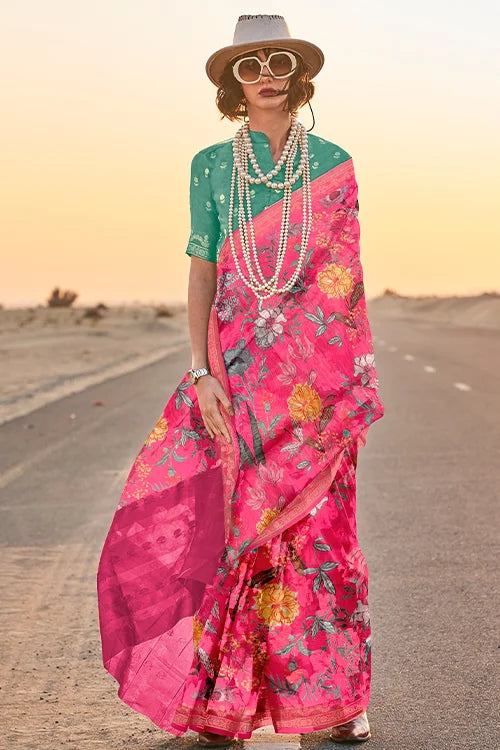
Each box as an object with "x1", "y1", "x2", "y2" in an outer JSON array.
[{"x1": 97, "y1": 157, "x2": 384, "y2": 737}]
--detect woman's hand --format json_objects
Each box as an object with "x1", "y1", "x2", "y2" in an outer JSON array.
[{"x1": 195, "y1": 375, "x2": 234, "y2": 443}]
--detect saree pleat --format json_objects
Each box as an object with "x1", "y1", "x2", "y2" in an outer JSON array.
[{"x1": 97, "y1": 157, "x2": 384, "y2": 736}]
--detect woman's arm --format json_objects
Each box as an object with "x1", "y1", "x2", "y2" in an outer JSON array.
[
  {"x1": 187, "y1": 256, "x2": 234, "y2": 442},
  {"x1": 187, "y1": 255, "x2": 217, "y2": 369}
]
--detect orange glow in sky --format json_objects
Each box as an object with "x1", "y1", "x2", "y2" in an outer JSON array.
[{"x1": 2, "y1": 1, "x2": 498, "y2": 306}]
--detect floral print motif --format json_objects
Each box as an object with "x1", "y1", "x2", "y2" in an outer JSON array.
[
  {"x1": 354, "y1": 353, "x2": 378, "y2": 387},
  {"x1": 192, "y1": 614, "x2": 204, "y2": 649},
  {"x1": 316, "y1": 263, "x2": 355, "y2": 299},
  {"x1": 144, "y1": 415, "x2": 169, "y2": 445},
  {"x1": 256, "y1": 582, "x2": 300, "y2": 627},
  {"x1": 254, "y1": 307, "x2": 287, "y2": 349},
  {"x1": 287, "y1": 383, "x2": 322, "y2": 422},
  {"x1": 256, "y1": 507, "x2": 281, "y2": 534}
]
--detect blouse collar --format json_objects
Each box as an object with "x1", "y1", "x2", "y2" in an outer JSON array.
[{"x1": 248, "y1": 128, "x2": 271, "y2": 149}]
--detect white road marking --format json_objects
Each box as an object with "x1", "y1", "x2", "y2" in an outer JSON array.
[
  {"x1": 404, "y1": 354, "x2": 415, "y2": 360},
  {"x1": 244, "y1": 743, "x2": 301, "y2": 750},
  {"x1": 246, "y1": 724, "x2": 302, "y2": 749},
  {"x1": 424, "y1": 365, "x2": 436, "y2": 373},
  {"x1": 453, "y1": 382, "x2": 472, "y2": 391},
  {"x1": 388, "y1": 345, "x2": 398, "y2": 351}
]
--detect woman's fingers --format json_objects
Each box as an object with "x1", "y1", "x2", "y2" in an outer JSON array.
[
  {"x1": 206, "y1": 403, "x2": 231, "y2": 443},
  {"x1": 215, "y1": 385, "x2": 235, "y2": 417},
  {"x1": 203, "y1": 414, "x2": 215, "y2": 439},
  {"x1": 196, "y1": 376, "x2": 233, "y2": 443}
]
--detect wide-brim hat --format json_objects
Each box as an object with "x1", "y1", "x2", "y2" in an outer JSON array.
[{"x1": 205, "y1": 14, "x2": 324, "y2": 87}]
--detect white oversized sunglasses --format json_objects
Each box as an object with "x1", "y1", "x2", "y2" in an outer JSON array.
[{"x1": 232, "y1": 50, "x2": 298, "y2": 84}]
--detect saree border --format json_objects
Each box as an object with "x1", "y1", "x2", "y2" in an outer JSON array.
[
  {"x1": 207, "y1": 304, "x2": 240, "y2": 541},
  {"x1": 170, "y1": 695, "x2": 368, "y2": 736}
]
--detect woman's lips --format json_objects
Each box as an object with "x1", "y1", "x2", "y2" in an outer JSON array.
[{"x1": 259, "y1": 89, "x2": 277, "y2": 96}]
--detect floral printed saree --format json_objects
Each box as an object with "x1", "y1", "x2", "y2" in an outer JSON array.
[{"x1": 96, "y1": 155, "x2": 384, "y2": 737}]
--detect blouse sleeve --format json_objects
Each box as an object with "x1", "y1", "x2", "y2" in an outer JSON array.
[{"x1": 185, "y1": 150, "x2": 220, "y2": 263}]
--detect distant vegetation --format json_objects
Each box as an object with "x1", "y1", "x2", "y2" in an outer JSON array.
[
  {"x1": 154, "y1": 304, "x2": 175, "y2": 318},
  {"x1": 47, "y1": 287, "x2": 78, "y2": 307},
  {"x1": 82, "y1": 304, "x2": 108, "y2": 321}
]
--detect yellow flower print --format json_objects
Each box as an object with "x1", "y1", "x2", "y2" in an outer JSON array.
[
  {"x1": 256, "y1": 583, "x2": 299, "y2": 628},
  {"x1": 315, "y1": 229, "x2": 330, "y2": 249},
  {"x1": 317, "y1": 263, "x2": 354, "y2": 299},
  {"x1": 339, "y1": 228, "x2": 356, "y2": 244},
  {"x1": 290, "y1": 526, "x2": 309, "y2": 553},
  {"x1": 145, "y1": 415, "x2": 168, "y2": 445},
  {"x1": 287, "y1": 383, "x2": 322, "y2": 422},
  {"x1": 192, "y1": 614, "x2": 203, "y2": 649},
  {"x1": 256, "y1": 508, "x2": 280, "y2": 534}
]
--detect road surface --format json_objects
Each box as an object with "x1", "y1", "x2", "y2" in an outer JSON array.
[{"x1": 0, "y1": 311, "x2": 498, "y2": 749}]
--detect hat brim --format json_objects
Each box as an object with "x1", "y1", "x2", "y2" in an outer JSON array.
[{"x1": 205, "y1": 39, "x2": 324, "y2": 87}]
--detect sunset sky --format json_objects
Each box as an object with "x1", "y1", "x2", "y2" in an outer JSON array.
[{"x1": 2, "y1": 1, "x2": 498, "y2": 306}]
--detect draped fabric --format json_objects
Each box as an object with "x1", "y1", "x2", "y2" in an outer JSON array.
[{"x1": 96, "y1": 156, "x2": 384, "y2": 737}]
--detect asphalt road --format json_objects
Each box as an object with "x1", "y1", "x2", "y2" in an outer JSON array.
[{"x1": 0, "y1": 311, "x2": 498, "y2": 749}]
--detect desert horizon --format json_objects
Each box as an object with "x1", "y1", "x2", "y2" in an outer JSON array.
[{"x1": 1, "y1": 288, "x2": 498, "y2": 427}]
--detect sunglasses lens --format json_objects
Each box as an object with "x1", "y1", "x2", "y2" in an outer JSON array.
[
  {"x1": 269, "y1": 53, "x2": 294, "y2": 76},
  {"x1": 237, "y1": 58, "x2": 262, "y2": 82}
]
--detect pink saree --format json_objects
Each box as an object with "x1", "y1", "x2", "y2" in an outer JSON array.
[{"x1": 96, "y1": 157, "x2": 384, "y2": 737}]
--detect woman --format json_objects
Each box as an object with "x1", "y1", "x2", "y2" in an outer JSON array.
[{"x1": 97, "y1": 14, "x2": 384, "y2": 745}]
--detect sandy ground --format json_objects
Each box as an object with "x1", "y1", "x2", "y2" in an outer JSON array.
[
  {"x1": 0, "y1": 303, "x2": 189, "y2": 425},
  {"x1": 369, "y1": 290, "x2": 500, "y2": 330},
  {"x1": 1, "y1": 292, "x2": 498, "y2": 428}
]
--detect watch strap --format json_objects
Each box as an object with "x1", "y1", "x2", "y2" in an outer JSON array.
[{"x1": 188, "y1": 366, "x2": 210, "y2": 384}]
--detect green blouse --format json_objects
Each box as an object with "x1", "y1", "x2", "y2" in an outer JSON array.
[{"x1": 185, "y1": 128, "x2": 352, "y2": 263}]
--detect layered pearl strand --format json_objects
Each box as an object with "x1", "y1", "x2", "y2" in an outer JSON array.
[{"x1": 228, "y1": 116, "x2": 313, "y2": 301}]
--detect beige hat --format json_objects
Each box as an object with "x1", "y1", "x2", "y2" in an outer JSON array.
[{"x1": 205, "y1": 14, "x2": 325, "y2": 87}]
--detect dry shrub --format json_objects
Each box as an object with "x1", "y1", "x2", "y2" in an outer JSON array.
[
  {"x1": 47, "y1": 287, "x2": 78, "y2": 307},
  {"x1": 154, "y1": 305, "x2": 175, "y2": 318}
]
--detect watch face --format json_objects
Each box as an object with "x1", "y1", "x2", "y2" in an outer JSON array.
[{"x1": 188, "y1": 371, "x2": 195, "y2": 385}]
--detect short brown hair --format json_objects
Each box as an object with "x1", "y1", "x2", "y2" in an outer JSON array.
[{"x1": 215, "y1": 47, "x2": 315, "y2": 122}]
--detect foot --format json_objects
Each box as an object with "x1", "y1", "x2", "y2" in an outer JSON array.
[
  {"x1": 329, "y1": 711, "x2": 371, "y2": 742},
  {"x1": 197, "y1": 731, "x2": 235, "y2": 747}
]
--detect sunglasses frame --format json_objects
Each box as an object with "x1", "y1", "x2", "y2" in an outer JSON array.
[{"x1": 232, "y1": 50, "x2": 298, "y2": 84}]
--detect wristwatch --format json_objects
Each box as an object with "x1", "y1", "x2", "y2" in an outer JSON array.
[{"x1": 187, "y1": 366, "x2": 211, "y2": 385}]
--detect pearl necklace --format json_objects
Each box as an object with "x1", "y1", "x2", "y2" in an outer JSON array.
[{"x1": 228, "y1": 117, "x2": 313, "y2": 301}]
